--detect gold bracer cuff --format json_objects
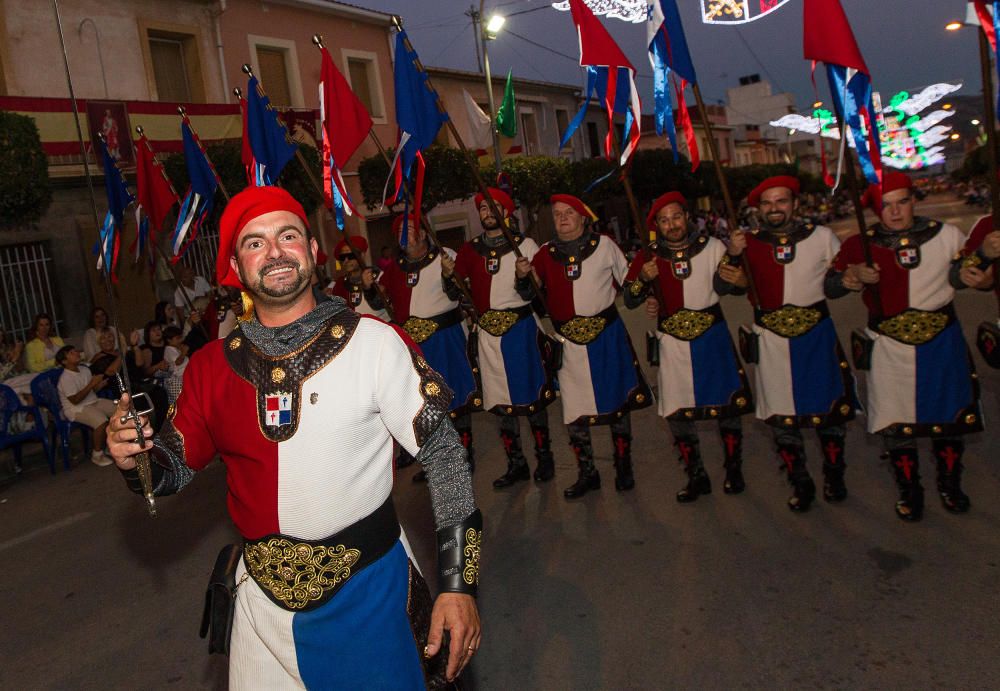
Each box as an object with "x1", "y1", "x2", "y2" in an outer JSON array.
[{"x1": 877, "y1": 309, "x2": 950, "y2": 345}]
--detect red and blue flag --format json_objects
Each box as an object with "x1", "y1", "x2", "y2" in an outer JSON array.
[
  {"x1": 647, "y1": 0, "x2": 700, "y2": 170},
  {"x1": 244, "y1": 76, "x2": 298, "y2": 186},
  {"x1": 171, "y1": 117, "x2": 218, "y2": 258},
  {"x1": 133, "y1": 131, "x2": 178, "y2": 264},
  {"x1": 93, "y1": 140, "x2": 134, "y2": 280}
]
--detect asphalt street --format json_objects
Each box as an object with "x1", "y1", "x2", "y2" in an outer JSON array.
[{"x1": 2, "y1": 197, "x2": 998, "y2": 689}]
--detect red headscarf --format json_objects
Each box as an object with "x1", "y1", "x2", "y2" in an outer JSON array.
[
  {"x1": 474, "y1": 187, "x2": 515, "y2": 217},
  {"x1": 550, "y1": 194, "x2": 597, "y2": 222},
  {"x1": 645, "y1": 192, "x2": 687, "y2": 231},
  {"x1": 747, "y1": 175, "x2": 800, "y2": 208}
]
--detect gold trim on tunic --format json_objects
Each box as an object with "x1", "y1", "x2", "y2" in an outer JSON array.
[{"x1": 244, "y1": 538, "x2": 361, "y2": 610}]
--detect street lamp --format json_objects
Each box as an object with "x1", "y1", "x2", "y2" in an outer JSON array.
[{"x1": 479, "y1": 3, "x2": 506, "y2": 175}]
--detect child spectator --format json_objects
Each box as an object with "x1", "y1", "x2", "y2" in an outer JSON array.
[
  {"x1": 162, "y1": 326, "x2": 189, "y2": 403},
  {"x1": 55, "y1": 345, "x2": 115, "y2": 466}
]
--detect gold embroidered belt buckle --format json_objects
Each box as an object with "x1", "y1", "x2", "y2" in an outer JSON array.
[
  {"x1": 876, "y1": 307, "x2": 952, "y2": 345},
  {"x1": 659, "y1": 305, "x2": 721, "y2": 341},
  {"x1": 558, "y1": 316, "x2": 606, "y2": 345},
  {"x1": 242, "y1": 498, "x2": 399, "y2": 612},
  {"x1": 478, "y1": 305, "x2": 531, "y2": 337},
  {"x1": 756, "y1": 303, "x2": 826, "y2": 338},
  {"x1": 403, "y1": 317, "x2": 438, "y2": 344}
]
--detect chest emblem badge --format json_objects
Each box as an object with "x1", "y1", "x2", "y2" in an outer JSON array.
[{"x1": 265, "y1": 392, "x2": 293, "y2": 427}]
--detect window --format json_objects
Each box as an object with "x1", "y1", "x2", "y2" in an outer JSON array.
[
  {"x1": 556, "y1": 109, "x2": 571, "y2": 149},
  {"x1": 520, "y1": 111, "x2": 539, "y2": 155},
  {"x1": 256, "y1": 46, "x2": 292, "y2": 107},
  {"x1": 343, "y1": 49, "x2": 386, "y2": 122},
  {"x1": 145, "y1": 27, "x2": 204, "y2": 102},
  {"x1": 586, "y1": 122, "x2": 601, "y2": 158}
]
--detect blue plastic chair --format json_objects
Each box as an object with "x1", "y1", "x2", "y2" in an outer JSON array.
[
  {"x1": 30, "y1": 369, "x2": 91, "y2": 472},
  {"x1": 0, "y1": 383, "x2": 54, "y2": 474}
]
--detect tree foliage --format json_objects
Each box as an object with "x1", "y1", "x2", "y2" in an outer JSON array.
[
  {"x1": 357, "y1": 144, "x2": 476, "y2": 213},
  {"x1": 161, "y1": 140, "x2": 323, "y2": 219},
  {"x1": 0, "y1": 111, "x2": 52, "y2": 228}
]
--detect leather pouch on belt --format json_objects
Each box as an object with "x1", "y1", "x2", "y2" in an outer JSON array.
[
  {"x1": 976, "y1": 321, "x2": 1000, "y2": 369},
  {"x1": 200, "y1": 543, "x2": 242, "y2": 656},
  {"x1": 738, "y1": 325, "x2": 759, "y2": 364}
]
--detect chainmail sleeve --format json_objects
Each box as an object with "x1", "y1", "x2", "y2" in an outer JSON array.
[
  {"x1": 417, "y1": 416, "x2": 477, "y2": 529},
  {"x1": 118, "y1": 418, "x2": 196, "y2": 497}
]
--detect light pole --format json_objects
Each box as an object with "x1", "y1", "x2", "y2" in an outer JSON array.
[{"x1": 479, "y1": 3, "x2": 505, "y2": 175}]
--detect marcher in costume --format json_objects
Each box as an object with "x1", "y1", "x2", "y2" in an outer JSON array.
[
  {"x1": 828, "y1": 172, "x2": 983, "y2": 522},
  {"x1": 106, "y1": 186, "x2": 482, "y2": 689},
  {"x1": 442, "y1": 188, "x2": 557, "y2": 488},
  {"x1": 325, "y1": 235, "x2": 388, "y2": 321},
  {"x1": 373, "y1": 214, "x2": 482, "y2": 481},
  {"x1": 516, "y1": 194, "x2": 652, "y2": 498},
  {"x1": 624, "y1": 192, "x2": 753, "y2": 502},
  {"x1": 728, "y1": 176, "x2": 857, "y2": 513}
]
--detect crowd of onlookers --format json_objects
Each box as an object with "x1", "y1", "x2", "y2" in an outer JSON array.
[{"x1": 0, "y1": 265, "x2": 223, "y2": 470}]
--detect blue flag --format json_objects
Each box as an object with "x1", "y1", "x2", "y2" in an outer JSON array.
[
  {"x1": 93, "y1": 141, "x2": 134, "y2": 277},
  {"x1": 647, "y1": 0, "x2": 699, "y2": 168},
  {"x1": 246, "y1": 76, "x2": 298, "y2": 186},
  {"x1": 171, "y1": 118, "x2": 218, "y2": 257}
]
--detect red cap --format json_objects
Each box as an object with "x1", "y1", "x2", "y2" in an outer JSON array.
[
  {"x1": 550, "y1": 194, "x2": 597, "y2": 222},
  {"x1": 216, "y1": 186, "x2": 310, "y2": 289},
  {"x1": 646, "y1": 192, "x2": 687, "y2": 231},
  {"x1": 747, "y1": 175, "x2": 800, "y2": 208},
  {"x1": 392, "y1": 213, "x2": 420, "y2": 238},
  {"x1": 334, "y1": 235, "x2": 369, "y2": 257},
  {"x1": 863, "y1": 172, "x2": 914, "y2": 216},
  {"x1": 475, "y1": 187, "x2": 515, "y2": 217}
]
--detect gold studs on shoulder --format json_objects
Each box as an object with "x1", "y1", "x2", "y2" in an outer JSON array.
[
  {"x1": 331, "y1": 325, "x2": 345, "y2": 339},
  {"x1": 271, "y1": 367, "x2": 286, "y2": 384},
  {"x1": 229, "y1": 337, "x2": 242, "y2": 350}
]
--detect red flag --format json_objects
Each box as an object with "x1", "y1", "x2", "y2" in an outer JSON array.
[
  {"x1": 569, "y1": 0, "x2": 635, "y2": 70},
  {"x1": 134, "y1": 132, "x2": 179, "y2": 231},
  {"x1": 319, "y1": 47, "x2": 372, "y2": 171},
  {"x1": 803, "y1": 0, "x2": 869, "y2": 74},
  {"x1": 238, "y1": 95, "x2": 255, "y2": 185}
]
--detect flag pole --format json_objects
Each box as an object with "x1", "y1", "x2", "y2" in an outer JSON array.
[
  {"x1": 134, "y1": 126, "x2": 211, "y2": 340},
  {"x1": 54, "y1": 0, "x2": 156, "y2": 514},
  {"x1": 689, "y1": 83, "x2": 759, "y2": 304},
  {"x1": 976, "y1": 27, "x2": 1000, "y2": 305},
  {"x1": 177, "y1": 106, "x2": 231, "y2": 202},
  {"x1": 389, "y1": 17, "x2": 551, "y2": 317}
]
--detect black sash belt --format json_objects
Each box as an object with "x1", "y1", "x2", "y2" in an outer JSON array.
[{"x1": 243, "y1": 496, "x2": 400, "y2": 612}]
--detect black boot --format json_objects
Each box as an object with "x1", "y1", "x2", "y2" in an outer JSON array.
[
  {"x1": 612, "y1": 432, "x2": 635, "y2": 491},
  {"x1": 721, "y1": 429, "x2": 745, "y2": 495},
  {"x1": 676, "y1": 437, "x2": 711, "y2": 503},
  {"x1": 531, "y1": 425, "x2": 555, "y2": 482},
  {"x1": 933, "y1": 439, "x2": 970, "y2": 514},
  {"x1": 890, "y1": 447, "x2": 923, "y2": 522},
  {"x1": 493, "y1": 430, "x2": 530, "y2": 489},
  {"x1": 564, "y1": 441, "x2": 599, "y2": 499},
  {"x1": 819, "y1": 432, "x2": 847, "y2": 503},
  {"x1": 778, "y1": 445, "x2": 815, "y2": 513}
]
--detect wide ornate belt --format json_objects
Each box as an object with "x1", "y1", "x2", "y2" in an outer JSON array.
[
  {"x1": 874, "y1": 304, "x2": 955, "y2": 345},
  {"x1": 478, "y1": 304, "x2": 532, "y2": 337},
  {"x1": 554, "y1": 304, "x2": 619, "y2": 345},
  {"x1": 658, "y1": 304, "x2": 723, "y2": 341},
  {"x1": 243, "y1": 497, "x2": 399, "y2": 612},
  {"x1": 402, "y1": 308, "x2": 463, "y2": 344},
  {"x1": 755, "y1": 301, "x2": 829, "y2": 338}
]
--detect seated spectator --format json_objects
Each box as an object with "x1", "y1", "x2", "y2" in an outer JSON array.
[
  {"x1": 88, "y1": 328, "x2": 124, "y2": 396},
  {"x1": 139, "y1": 321, "x2": 169, "y2": 380},
  {"x1": 173, "y1": 265, "x2": 211, "y2": 320},
  {"x1": 24, "y1": 313, "x2": 65, "y2": 373},
  {"x1": 0, "y1": 328, "x2": 25, "y2": 380},
  {"x1": 117, "y1": 330, "x2": 169, "y2": 432},
  {"x1": 55, "y1": 345, "x2": 115, "y2": 466},
  {"x1": 162, "y1": 326, "x2": 189, "y2": 404},
  {"x1": 154, "y1": 301, "x2": 185, "y2": 333},
  {"x1": 82, "y1": 307, "x2": 122, "y2": 361}
]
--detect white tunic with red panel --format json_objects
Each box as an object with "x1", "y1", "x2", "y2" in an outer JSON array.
[
  {"x1": 171, "y1": 311, "x2": 450, "y2": 689},
  {"x1": 834, "y1": 219, "x2": 982, "y2": 436},
  {"x1": 624, "y1": 235, "x2": 752, "y2": 420},
  {"x1": 326, "y1": 275, "x2": 388, "y2": 320},
  {"x1": 531, "y1": 231, "x2": 651, "y2": 426},
  {"x1": 743, "y1": 223, "x2": 856, "y2": 428},
  {"x1": 454, "y1": 234, "x2": 555, "y2": 414},
  {"x1": 379, "y1": 249, "x2": 480, "y2": 415}
]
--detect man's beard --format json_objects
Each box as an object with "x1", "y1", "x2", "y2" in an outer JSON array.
[
  {"x1": 763, "y1": 211, "x2": 790, "y2": 230},
  {"x1": 246, "y1": 258, "x2": 312, "y2": 303},
  {"x1": 480, "y1": 215, "x2": 499, "y2": 230}
]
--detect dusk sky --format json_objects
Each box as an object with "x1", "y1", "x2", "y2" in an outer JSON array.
[{"x1": 360, "y1": 0, "x2": 983, "y2": 113}]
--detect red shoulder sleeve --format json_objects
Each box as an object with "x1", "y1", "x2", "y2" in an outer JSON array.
[
  {"x1": 170, "y1": 341, "x2": 222, "y2": 471},
  {"x1": 625, "y1": 250, "x2": 647, "y2": 282},
  {"x1": 833, "y1": 234, "x2": 865, "y2": 271},
  {"x1": 454, "y1": 243, "x2": 475, "y2": 280},
  {"x1": 964, "y1": 215, "x2": 992, "y2": 254}
]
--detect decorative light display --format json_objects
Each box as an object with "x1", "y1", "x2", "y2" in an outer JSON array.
[
  {"x1": 701, "y1": 0, "x2": 793, "y2": 25},
  {"x1": 769, "y1": 82, "x2": 962, "y2": 171},
  {"x1": 550, "y1": 0, "x2": 648, "y2": 23}
]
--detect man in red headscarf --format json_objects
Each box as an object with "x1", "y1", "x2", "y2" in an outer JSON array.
[
  {"x1": 829, "y1": 172, "x2": 984, "y2": 522},
  {"x1": 441, "y1": 188, "x2": 558, "y2": 489},
  {"x1": 727, "y1": 175, "x2": 858, "y2": 513},
  {"x1": 515, "y1": 194, "x2": 652, "y2": 499},
  {"x1": 623, "y1": 191, "x2": 753, "y2": 502},
  {"x1": 105, "y1": 185, "x2": 482, "y2": 687},
  {"x1": 325, "y1": 234, "x2": 388, "y2": 320}
]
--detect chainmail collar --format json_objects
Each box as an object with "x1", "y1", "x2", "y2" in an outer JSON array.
[
  {"x1": 241, "y1": 297, "x2": 348, "y2": 357},
  {"x1": 552, "y1": 229, "x2": 592, "y2": 256}
]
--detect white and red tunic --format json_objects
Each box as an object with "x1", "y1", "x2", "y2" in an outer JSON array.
[
  {"x1": 742, "y1": 223, "x2": 855, "y2": 427},
  {"x1": 624, "y1": 235, "x2": 752, "y2": 420},
  {"x1": 531, "y1": 232, "x2": 651, "y2": 425},
  {"x1": 379, "y1": 250, "x2": 480, "y2": 414},
  {"x1": 326, "y1": 275, "x2": 388, "y2": 320},
  {"x1": 454, "y1": 234, "x2": 555, "y2": 414},
  {"x1": 834, "y1": 219, "x2": 982, "y2": 436},
  {"x1": 172, "y1": 312, "x2": 450, "y2": 688}
]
